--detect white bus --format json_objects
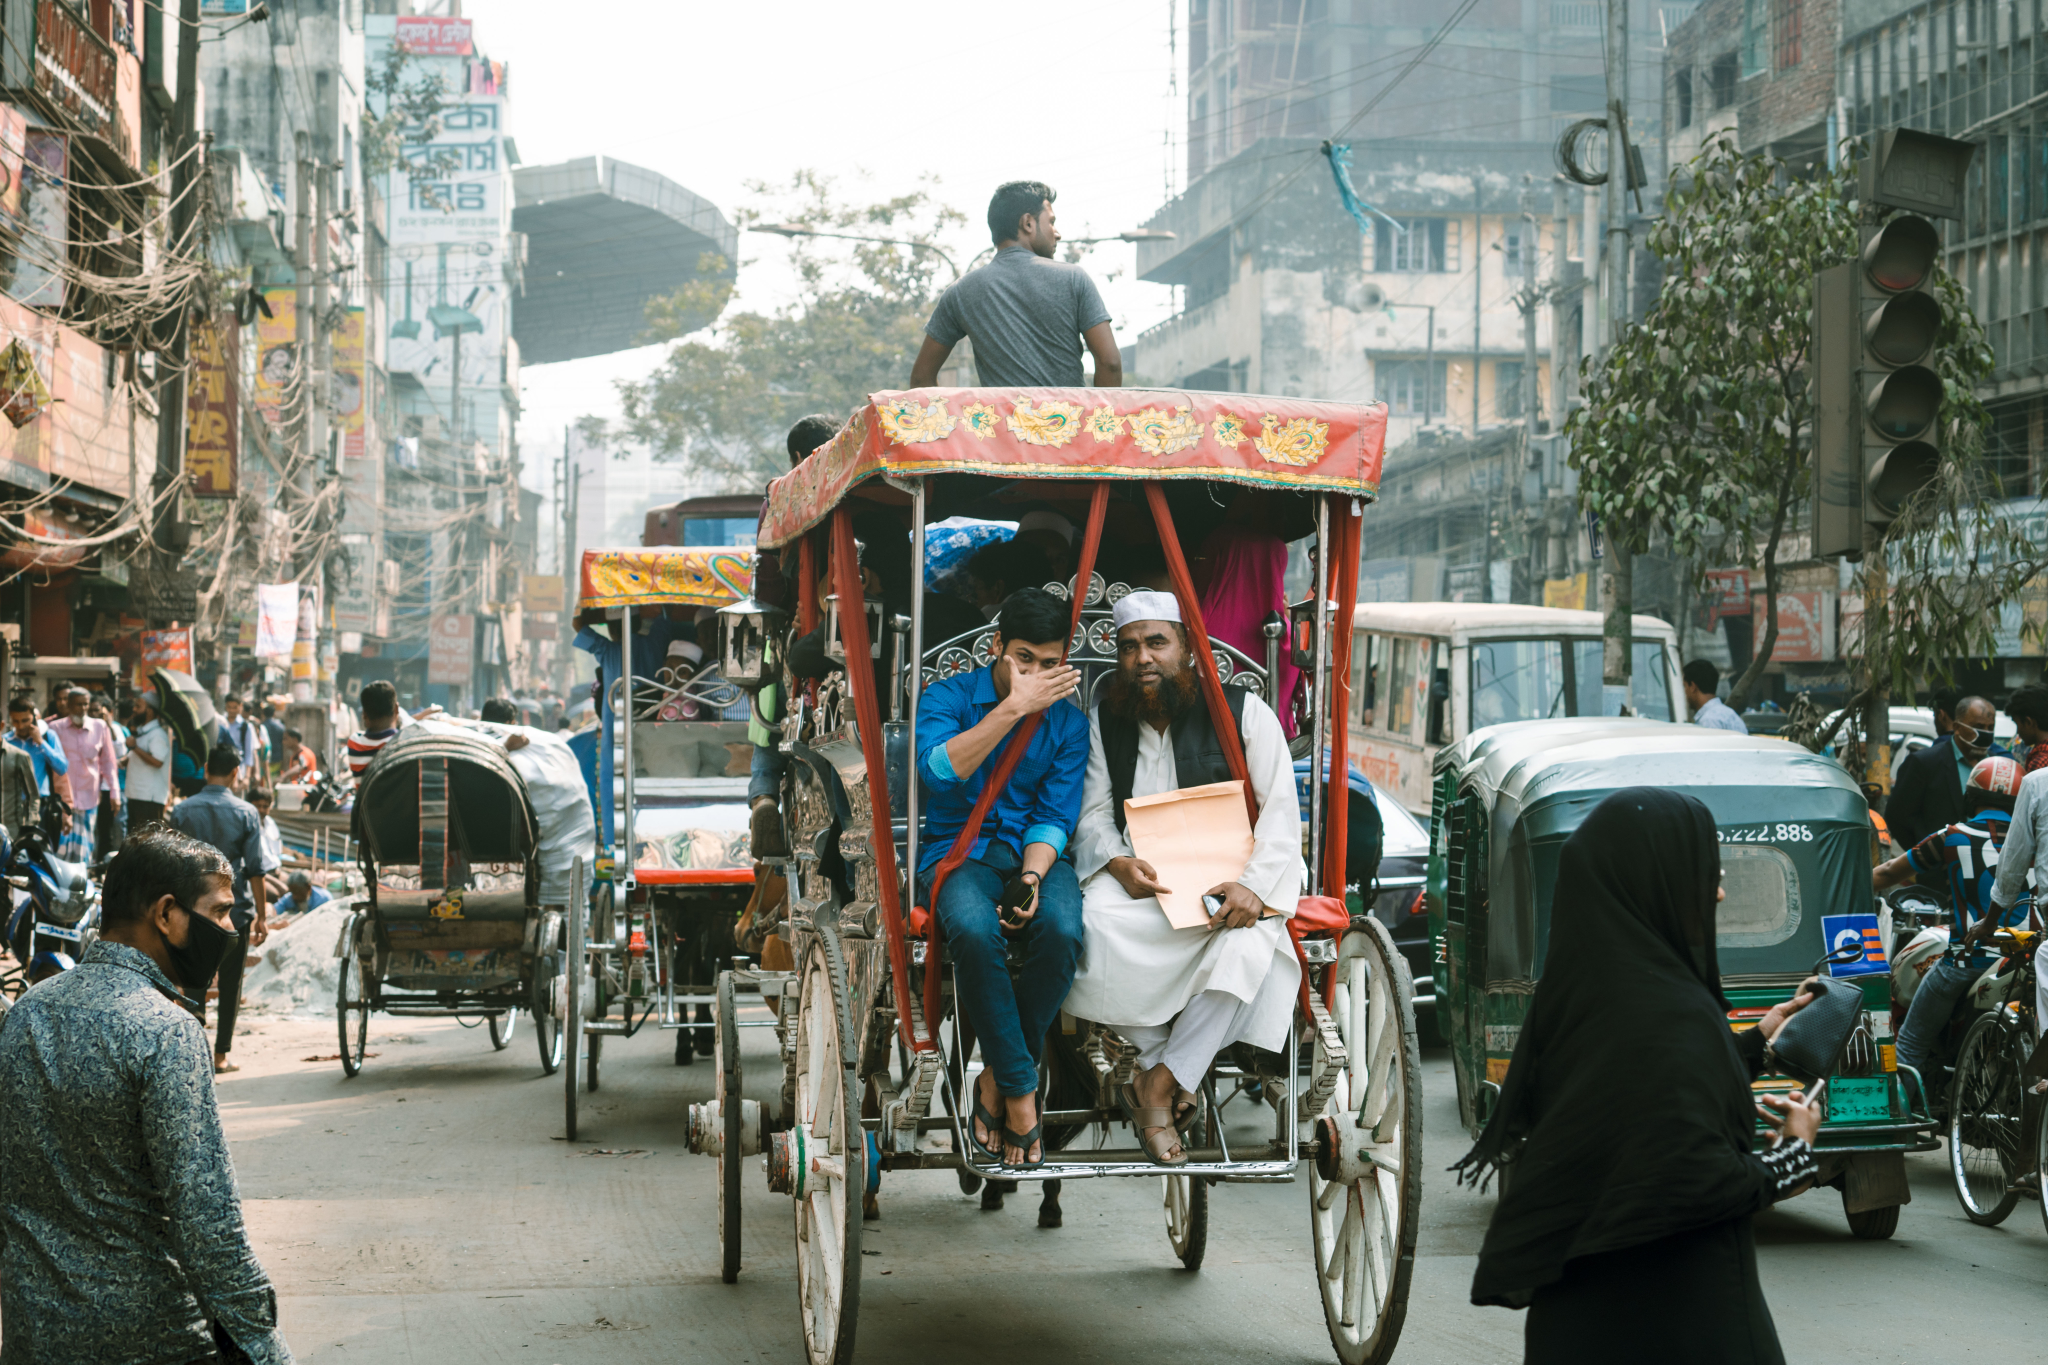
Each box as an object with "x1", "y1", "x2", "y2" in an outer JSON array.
[{"x1": 1346, "y1": 603, "x2": 1685, "y2": 813}]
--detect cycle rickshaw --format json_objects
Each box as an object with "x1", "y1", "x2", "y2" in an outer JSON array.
[
  {"x1": 1428, "y1": 718, "x2": 1940, "y2": 1239},
  {"x1": 687, "y1": 385, "x2": 1422, "y2": 1365},
  {"x1": 337, "y1": 721, "x2": 564, "y2": 1075},
  {"x1": 562, "y1": 544, "x2": 762, "y2": 1140}
]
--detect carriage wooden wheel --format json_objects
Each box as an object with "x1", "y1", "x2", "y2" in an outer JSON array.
[
  {"x1": 792, "y1": 923, "x2": 863, "y2": 1365},
  {"x1": 1308, "y1": 917, "x2": 1422, "y2": 1365}
]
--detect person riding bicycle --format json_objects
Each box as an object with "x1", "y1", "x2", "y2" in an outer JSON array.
[{"x1": 1873, "y1": 754, "x2": 2034, "y2": 1088}]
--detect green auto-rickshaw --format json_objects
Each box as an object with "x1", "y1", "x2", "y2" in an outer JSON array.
[{"x1": 1426, "y1": 718, "x2": 1939, "y2": 1239}]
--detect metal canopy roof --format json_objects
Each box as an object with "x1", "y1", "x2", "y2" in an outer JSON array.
[{"x1": 510, "y1": 157, "x2": 737, "y2": 365}]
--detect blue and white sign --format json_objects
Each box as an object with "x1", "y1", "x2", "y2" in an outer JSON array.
[{"x1": 1820, "y1": 912, "x2": 1888, "y2": 977}]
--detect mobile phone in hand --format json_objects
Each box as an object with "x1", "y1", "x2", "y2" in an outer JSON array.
[{"x1": 1202, "y1": 893, "x2": 1224, "y2": 918}]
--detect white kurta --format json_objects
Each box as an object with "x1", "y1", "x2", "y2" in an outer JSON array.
[{"x1": 1061, "y1": 691, "x2": 1304, "y2": 1051}]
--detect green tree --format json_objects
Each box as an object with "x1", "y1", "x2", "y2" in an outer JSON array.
[
  {"x1": 1568, "y1": 132, "x2": 2020, "y2": 719},
  {"x1": 617, "y1": 172, "x2": 966, "y2": 486}
]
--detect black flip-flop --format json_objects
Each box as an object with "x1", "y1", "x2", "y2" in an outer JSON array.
[
  {"x1": 968, "y1": 1086, "x2": 1005, "y2": 1163},
  {"x1": 1001, "y1": 1114, "x2": 1047, "y2": 1170}
]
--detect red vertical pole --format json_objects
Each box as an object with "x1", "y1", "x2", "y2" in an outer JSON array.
[{"x1": 1142, "y1": 484, "x2": 1256, "y2": 823}]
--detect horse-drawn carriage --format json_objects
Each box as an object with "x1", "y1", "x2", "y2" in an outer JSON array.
[
  {"x1": 687, "y1": 386, "x2": 1424, "y2": 1365},
  {"x1": 561, "y1": 545, "x2": 763, "y2": 1139},
  {"x1": 336, "y1": 721, "x2": 567, "y2": 1075}
]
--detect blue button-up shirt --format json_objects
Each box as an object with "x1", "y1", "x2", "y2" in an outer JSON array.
[
  {"x1": 0, "y1": 941, "x2": 291, "y2": 1363},
  {"x1": 915, "y1": 666, "x2": 1089, "y2": 876},
  {"x1": 168, "y1": 784, "x2": 266, "y2": 930},
  {"x1": 6, "y1": 726, "x2": 66, "y2": 796}
]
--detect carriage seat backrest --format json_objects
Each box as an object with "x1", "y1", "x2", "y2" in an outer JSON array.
[{"x1": 375, "y1": 887, "x2": 529, "y2": 923}]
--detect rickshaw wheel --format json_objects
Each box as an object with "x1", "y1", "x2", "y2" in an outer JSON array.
[
  {"x1": 532, "y1": 919, "x2": 564, "y2": 1076},
  {"x1": 716, "y1": 969, "x2": 743, "y2": 1284},
  {"x1": 2038, "y1": 1085, "x2": 2048, "y2": 1240},
  {"x1": 564, "y1": 883, "x2": 589, "y2": 1141},
  {"x1": 1950, "y1": 1012, "x2": 2023, "y2": 1226},
  {"x1": 1163, "y1": 1088, "x2": 1210, "y2": 1270},
  {"x1": 792, "y1": 922, "x2": 863, "y2": 1365},
  {"x1": 335, "y1": 916, "x2": 370, "y2": 1078},
  {"x1": 1843, "y1": 1197, "x2": 1900, "y2": 1240},
  {"x1": 487, "y1": 1009, "x2": 518, "y2": 1051},
  {"x1": 1308, "y1": 918, "x2": 1422, "y2": 1365}
]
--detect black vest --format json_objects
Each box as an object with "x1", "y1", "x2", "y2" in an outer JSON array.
[{"x1": 1102, "y1": 687, "x2": 1251, "y2": 833}]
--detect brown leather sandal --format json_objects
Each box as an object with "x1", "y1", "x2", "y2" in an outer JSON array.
[{"x1": 1119, "y1": 1081, "x2": 1188, "y2": 1167}]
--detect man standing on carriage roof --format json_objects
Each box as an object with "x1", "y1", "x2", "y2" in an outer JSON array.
[
  {"x1": 1063, "y1": 591, "x2": 1303, "y2": 1167},
  {"x1": 915, "y1": 587, "x2": 1090, "y2": 1168},
  {"x1": 909, "y1": 180, "x2": 1124, "y2": 390}
]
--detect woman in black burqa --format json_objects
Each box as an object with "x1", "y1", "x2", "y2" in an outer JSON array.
[{"x1": 1451, "y1": 787, "x2": 1823, "y2": 1364}]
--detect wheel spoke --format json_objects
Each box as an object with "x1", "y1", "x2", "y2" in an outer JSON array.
[{"x1": 1341, "y1": 1192, "x2": 1370, "y2": 1328}]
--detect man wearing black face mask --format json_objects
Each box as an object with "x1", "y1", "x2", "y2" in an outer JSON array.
[
  {"x1": 169, "y1": 743, "x2": 271, "y2": 1074},
  {"x1": 0, "y1": 827, "x2": 293, "y2": 1363}
]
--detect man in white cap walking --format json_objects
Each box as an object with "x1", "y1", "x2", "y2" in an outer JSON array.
[{"x1": 1063, "y1": 590, "x2": 1302, "y2": 1166}]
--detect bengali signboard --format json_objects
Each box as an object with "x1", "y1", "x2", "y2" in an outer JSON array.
[
  {"x1": 427, "y1": 613, "x2": 474, "y2": 685},
  {"x1": 332, "y1": 307, "x2": 365, "y2": 457},
  {"x1": 394, "y1": 16, "x2": 473, "y2": 54},
  {"x1": 1751, "y1": 590, "x2": 1835, "y2": 663},
  {"x1": 1543, "y1": 573, "x2": 1588, "y2": 611},
  {"x1": 253, "y1": 288, "x2": 296, "y2": 423},
  {"x1": 1703, "y1": 568, "x2": 1751, "y2": 620},
  {"x1": 390, "y1": 97, "x2": 506, "y2": 245},
  {"x1": 137, "y1": 628, "x2": 191, "y2": 688},
  {"x1": 186, "y1": 320, "x2": 238, "y2": 496}
]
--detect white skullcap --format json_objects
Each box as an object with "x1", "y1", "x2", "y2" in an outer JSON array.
[
  {"x1": 665, "y1": 640, "x2": 704, "y2": 665},
  {"x1": 1016, "y1": 510, "x2": 1076, "y2": 544},
  {"x1": 1112, "y1": 590, "x2": 1182, "y2": 633}
]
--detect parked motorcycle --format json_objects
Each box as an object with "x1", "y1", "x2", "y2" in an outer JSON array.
[{"x1": 3, "y1": 824, "x2": 100, "y2": 992}]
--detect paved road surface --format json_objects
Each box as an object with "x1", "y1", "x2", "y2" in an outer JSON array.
[{"x1": 220, "y1": 1009, "x2": 2044, "y2": 1364}]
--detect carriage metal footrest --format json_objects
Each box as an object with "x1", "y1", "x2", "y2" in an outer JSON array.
[
  {"x1": 883, "y1": 1048, "x2": 942, "y2": 1153},
  {"x1": 1298, "y1": 997, "x2": 1347, "y2": 1123}
]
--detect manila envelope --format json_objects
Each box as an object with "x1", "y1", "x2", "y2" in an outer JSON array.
[{"x1": 1123, "y1": 780, "x2": 1255, "y2": 930}]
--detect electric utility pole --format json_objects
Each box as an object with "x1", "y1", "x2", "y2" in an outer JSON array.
[
  {"x1": 1598, "y1": 0, "x2": 1634, "y2": 699},
  {"x1": 149, "y1": 0, "x2": 204, "y2": 567}
]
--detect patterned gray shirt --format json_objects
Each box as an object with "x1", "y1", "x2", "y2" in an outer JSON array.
[{"x1": 0, "y1": 940, "x2": 291, "y2": 1364}]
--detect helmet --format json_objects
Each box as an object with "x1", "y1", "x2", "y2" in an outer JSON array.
[{"x1": 1967, "y1": 755, "x2": 2022, "y2": 809}]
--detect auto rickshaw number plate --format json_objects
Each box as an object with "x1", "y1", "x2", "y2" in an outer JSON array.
[{"x1": 1827, "y1": 1076, "x2": 1891, "y2": 1123}]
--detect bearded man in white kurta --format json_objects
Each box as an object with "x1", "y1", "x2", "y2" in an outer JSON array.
[{"x1": 1063, "y1": 592, "x2": 1302, "y2": 1166}]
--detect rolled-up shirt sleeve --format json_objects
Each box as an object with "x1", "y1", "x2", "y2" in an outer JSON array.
[{"x1": 916, "y1": 683, "x2": 970, "y2": 793}]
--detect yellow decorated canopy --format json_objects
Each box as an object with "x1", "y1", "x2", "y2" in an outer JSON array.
[
  {"x1": 577, "y1": 546, "x2": 754, "y2": 612},
  {"x1": 758, "y1": 385, "x2": 1388, "y2": 549}
]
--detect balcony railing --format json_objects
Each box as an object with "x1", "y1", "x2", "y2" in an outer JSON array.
[{"x1": 30, "y1": 0, "x2": 124, "y2": 156}]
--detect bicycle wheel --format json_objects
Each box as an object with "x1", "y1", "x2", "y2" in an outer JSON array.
[{"x1": 1949, "y1": 1012, "x2": 2023, "y2": 1226}]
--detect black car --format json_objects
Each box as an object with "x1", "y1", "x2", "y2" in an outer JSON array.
[{"x1": 1355, "y1": 782, "x2": 1434, "y2": 1035}]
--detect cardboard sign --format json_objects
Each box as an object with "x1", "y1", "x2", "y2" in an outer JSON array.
[{"x1": 1123, "y1": 780, "x2": 1255, "y2": 930}]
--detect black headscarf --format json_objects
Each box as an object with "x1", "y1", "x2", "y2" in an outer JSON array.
[{"x1": 1455, "y1": 787, "x2": 1776, "y2": 1308}]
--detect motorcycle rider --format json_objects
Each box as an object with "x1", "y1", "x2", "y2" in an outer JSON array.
[{"x1": 1873, "y1": 754, "x2": 2032, "y2": 1089}]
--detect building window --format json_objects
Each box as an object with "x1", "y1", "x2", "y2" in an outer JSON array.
[
  {"x1": 1709, "y1": 52, "x2": 1739, "y2": 108},
  {"x1": 1772, "y1": 0, "x2": 1802, "y2": 69},
  {"x1": 1374, "y1": 218, "x2": 1454, "y2": 273},
  {"x1": 1380, "y1": 359, "x2": 1447, "y2": 417},
  {"x1": 1741, "y1": 0, "x2": 1766, "y2": 75},
  {"x1": 1672, "y1": 65, "x2": 1694, "y2": 129},
  {"x1": 1496, "y1": 361, "x2": 1527, "y2": 420},
  {"x1": 1501, "y1": 226, "x2": 1526, "y2": 275},
  {"x1": 1189, "y1": 0, "x2": 1209, "y2": 69}
]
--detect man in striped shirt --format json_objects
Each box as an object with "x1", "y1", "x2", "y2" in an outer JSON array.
[{"x1": 345, "y1": 680, "x2": 405, "y2": 778}]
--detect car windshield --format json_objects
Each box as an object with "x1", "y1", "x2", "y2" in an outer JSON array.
[{"x1": 1470, "y1": 637, "x2": 1674, "y2": 727}]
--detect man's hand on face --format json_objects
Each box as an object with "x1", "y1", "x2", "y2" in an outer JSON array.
[
  {"x1": 1002, "y1": 661, "x2": 1079, "y2": 716},
  {"x1": 1107, "y1": 855, "x2": 1171, "y2": 901},
  {"x1": 1205, "y1": 880, "x2": 1264, "y2": 930}
]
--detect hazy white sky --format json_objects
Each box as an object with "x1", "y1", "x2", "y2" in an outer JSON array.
[{"x1": 475, "y1": 0, "x2": 1186, "y2": 493}]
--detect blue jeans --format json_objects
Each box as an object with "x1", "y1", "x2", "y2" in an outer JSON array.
[
  {"x1": 923, "y1": 841, "x2": 1083, "y2": 1098},
  {"x1": 749, "y1": 743, "x2": 787, "y2": 803},
  {"x1": 1896, "y1": 951, "x2": 1984, "y2": 1079}
]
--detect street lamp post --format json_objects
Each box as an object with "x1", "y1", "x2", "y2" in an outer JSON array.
[{"x1": 751, "y1": 224, "x2": 1175, "y2": 282}]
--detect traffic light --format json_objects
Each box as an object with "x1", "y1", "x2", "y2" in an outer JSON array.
[{"x1": 1811, "y1": 129, "x2": 1977, "y2": 559}]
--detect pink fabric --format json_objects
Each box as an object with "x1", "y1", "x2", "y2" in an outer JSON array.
[
  {"x1": 1196, "y1": 526, "x2": 1302, "y2": 735},
  {"x1": 52, "y1": 715, "x2": 121, "y2": 807}
]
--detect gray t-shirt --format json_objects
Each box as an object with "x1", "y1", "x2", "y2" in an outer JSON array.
[{"x1": 925, "y1": 246, "x2": 1112, "y2": 387}]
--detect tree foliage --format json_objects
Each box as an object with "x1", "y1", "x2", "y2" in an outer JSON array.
[
  {"x1": 1568, "y1": 132, "x2": 2019, "y2": 712},
  {"x1": 616, "y1": 171, "x2": 966, "y2": 487}
]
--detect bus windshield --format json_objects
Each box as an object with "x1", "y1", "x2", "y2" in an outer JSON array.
[{"x1": 1471, "y1": 637, "x2": 1671, "y2": 727}]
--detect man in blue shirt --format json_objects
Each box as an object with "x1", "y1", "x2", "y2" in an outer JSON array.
[
  {"x1": 169, "y1": 745, "x2": 270, "y2": 1072},
  {"x1": 917, "y1": 588, "x2": 1088, "y2": 1167},
  {"x1": 8, "y1": 694, "x2": 67, "y2": 844},
  {"x1": 1874, "y1": 753, "x2": 2028, "y2": 1083}
]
